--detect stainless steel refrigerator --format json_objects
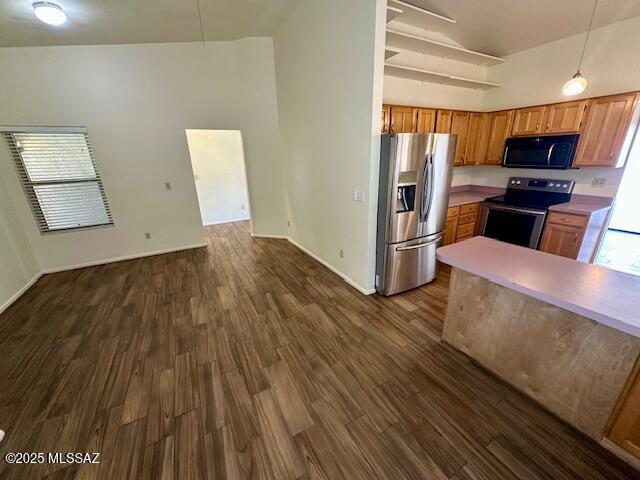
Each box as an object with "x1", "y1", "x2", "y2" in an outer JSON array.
[{"x1": 375, "y1": 133, "x2": 456, "y2": 296}]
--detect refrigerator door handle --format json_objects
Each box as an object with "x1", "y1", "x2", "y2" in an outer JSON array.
[
  {"x1": 395, "y1": 234, "x2": 443, "y2": 251},
  {"x1": 420, "y1": 153, "x2": 434, "y2": 223}
]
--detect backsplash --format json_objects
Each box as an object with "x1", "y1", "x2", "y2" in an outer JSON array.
[{"x1": 452, "y1": 165, "x2": 622, "y2": 198}]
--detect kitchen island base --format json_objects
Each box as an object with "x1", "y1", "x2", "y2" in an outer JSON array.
[{"x1": 442, "y1": 267, "x2": 640, "y2": 440}]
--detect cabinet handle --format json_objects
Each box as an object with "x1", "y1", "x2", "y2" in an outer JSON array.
[
  {"x1": 536, "y1": 123, "x2": 540, "y2": 129},
  {"x1": 546, "y1": 123, "x2": 550, "y2": 129}
]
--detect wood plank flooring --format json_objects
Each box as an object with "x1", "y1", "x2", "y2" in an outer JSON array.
[{"x1": 0, "y1": 220, "x2": 637, "y2": 479}]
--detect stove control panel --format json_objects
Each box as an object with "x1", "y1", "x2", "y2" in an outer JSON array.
[{"x1": 507, "y1": 177, "x2": 574, "y2": 194}]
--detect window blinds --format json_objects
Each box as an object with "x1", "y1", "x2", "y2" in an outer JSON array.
[{"x1": 2, "y1": 128, "x2": 113, "y2": 233}]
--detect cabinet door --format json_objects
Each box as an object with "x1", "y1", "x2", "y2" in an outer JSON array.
[
  {"x1": 444, "y1": 215, "x2": 459, "y2": 245},
  {"x1": 381, "y1": 105, "x2": 391, "y2": 133},
  {"x1": 511, "y1": 106, "x2": 547, "y2": 136},
  {"x1": 544, "y1": 100, "x2": 589, "y2": 134},
  {"x1": 573, "y1": 93, "x2": 638, "y2": 167},
  {"x1": 484, "y1": 110, "x2": 514, "y2": 165},
  {"x1": 451, "y1": 111, "x2": 470, "y2": 166},
  {"x1": 465, "y1": 113, "x2": 491, "y2": 165},
  {"x1": 608, "y1": 363, "x2": 640, "y2": 459},
  {"x1": 435, "y1": 110, "x2": 453, "y2": 133},
  {"x1": 390, "y1": 106, "x2": 417, "y2": 133},
  {"x1": 416, "y1": 108, "x2": 436, "y2": 133},
  {"x1": 539, "y1": 223, "x2": 583, "y2": 259}
]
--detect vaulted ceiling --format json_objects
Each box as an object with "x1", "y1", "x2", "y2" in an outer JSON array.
[
  {"x1": 405, "y1": 0, "x2": 640, "y2": 56},
  {"x1": 0, "y1": 0, "x2": 301, "y2": 47}
]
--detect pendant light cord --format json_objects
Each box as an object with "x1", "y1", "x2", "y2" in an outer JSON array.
[
  {"x1": 195, "y1": 0, "x2": 205, "y2": 45},
  {"x1": 577, "y1": 0, "x2": 599, "y2": 71}
]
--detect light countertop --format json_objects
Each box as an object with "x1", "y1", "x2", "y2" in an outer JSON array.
[
  {"x1": 549, "y1": 195, "x2": 613, "y2": 215},
  {"x1": 436, "y1": 236, "x2": 640, "y2": 338},
  {"x1": 448, "y1": 186, "x2": 503, "y2": 207}
]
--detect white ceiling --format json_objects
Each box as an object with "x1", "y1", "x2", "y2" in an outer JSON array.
[
  {"x1": 396, "y1": 0, "x2": 640, "y2": 56},
  {"x1": 0, "y1": 0, "x2": 301, "y2": 47}
]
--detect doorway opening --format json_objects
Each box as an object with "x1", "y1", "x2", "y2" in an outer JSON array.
[
  {"x1": 595, "y1": 137, "x2": 640, "y2": 276},
  {"x1": 185, "y1": 129, "x2": 252, "y2": 230}
]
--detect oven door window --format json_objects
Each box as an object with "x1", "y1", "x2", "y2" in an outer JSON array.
[{"x1": 484, "y1": 208, "x2": 542, "y2": 247}]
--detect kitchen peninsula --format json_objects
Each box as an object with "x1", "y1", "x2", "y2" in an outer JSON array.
[{"x1": 436, "y1": 236, "x2": 640, "y2": 460}]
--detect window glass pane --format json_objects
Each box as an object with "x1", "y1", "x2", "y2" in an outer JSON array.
[
  {"x1": 14, "y1": 133, "x2": 97, "y2": 182},
  {"x1": 33, "y1": 182, "x2": 110, "y2": 231}
]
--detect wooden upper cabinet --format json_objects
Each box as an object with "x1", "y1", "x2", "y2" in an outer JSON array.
[
  {"x1": 608, "y1": 360, "x2": 640, "y2": 460},
  {"x1": 381, "y1": 105, "x2": 391, "y2": 134},
  {"x1": 544, "y1": 100, "x2": 589, "y2": 134},
  {"x1": 390, "y1": 106, "x2": 417, "y2": 133},
  {"x1": 573, "y1": 93, "x2": 638, "y2": 167},
  {"x1": 416, "y1": 108, "x2": 436, "y2": 133},
  {"x1": 511, "y1": 106, "x2": 547, "y2": 136},
  {"x1": 451, "y1": 111, "x2": 470, "y2": 166},
  {"x1": 435, "y1": 110, "x2": 453, "y2": 133},
  {"x1": 484, "y1": 110, "x2": 514, "y2": 165},
  {"x1": 465, "y1": 113, "x2": 491, "y2": 165}
]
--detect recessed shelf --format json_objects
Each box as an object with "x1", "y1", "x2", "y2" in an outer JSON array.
[
  {"x1": 386, "y1": 30, "x2": 505, "y2": 66},
  {"x1": 387, "y1": 0, "x2": 455, "y2": 29},
  {"x1": 386, "y1": 6, "x2": 403, "y2": 23},
  {"x1": 385, "y1": 47, "x2": 402, "y2": 60},
  {"x1": 384, "y1": 63, "x2": 501, "y2": 90}
]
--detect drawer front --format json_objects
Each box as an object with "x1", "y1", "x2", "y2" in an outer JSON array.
[
  {"x1": 460, "y1": 203, "x2": 480, "y2": 215},
  {"x1": 457, "y1": 223, "x2": 475, "y2": 239},
  {"x1": 447, "y1": 206, "x2": 460, "y2": 218},
  {"x1": 547, "y1": 212, "x2": 587, "y2": 228},
  {"x1": 458, "y1": 213, "x2": 477, "y2": 226}
]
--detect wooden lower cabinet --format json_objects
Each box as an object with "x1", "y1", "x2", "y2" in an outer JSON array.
[
  {"x1": 445, "y1": 203, "x2": 480, "y2": 245},
  {"x1": 608, "y1": 359, "x2": 640, "y2": 460},
  {"x1": 539, "y1": 222, "x2": 583, "y2": 259},
  {"x1": 539, "y1": 210, "x2": 608, "y2": 261}
]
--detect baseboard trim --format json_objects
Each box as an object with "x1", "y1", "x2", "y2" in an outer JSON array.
[
  {"x1": 41, "y1": 242, "x2": 209, "y2": 274},
  {"x1": 0, "y1": 271, "x2": 43, "y2": 314},
  {"x1": 286, "y1": 237, "x2": 375, "y2": 296},
  {"x1": 204, "y1": 217, "x2": 250, "y2": 226},
  {"x1": 252, "y1": 233, "x2": 288, "y2": 240}
]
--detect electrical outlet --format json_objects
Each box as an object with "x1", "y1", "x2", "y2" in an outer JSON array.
[
  {"x1": 592, "y1": 177, "x2": 606, "y2": 188},
  {"x1": 164, "y1": 182, "x2": 172, "y2": 190},
  {"x1": 339, "y1": 249, "x2": 344, "y2": 259},
  {"x1": 145, "y1": 232, "x2": 151, "y2": 239},
  {"x1": 352, "y1": 189, "x2": 365, "y2": 202}
]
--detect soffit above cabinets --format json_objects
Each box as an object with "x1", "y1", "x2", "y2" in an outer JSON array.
[{"x1": 384, "y1": 0, "x2": 503, "y2": 90}]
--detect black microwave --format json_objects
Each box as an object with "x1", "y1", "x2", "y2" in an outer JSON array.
[{"x1": 502, "y1": 134, "x2": 579, "y2": 169}]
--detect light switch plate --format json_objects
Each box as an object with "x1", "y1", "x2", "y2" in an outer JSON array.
[
  {"x1": 352, "y1": 189, "x2": 365, "y2": 202},
  {"x1": 165, "y1": 182, "x2": 172, "y2": 190}
]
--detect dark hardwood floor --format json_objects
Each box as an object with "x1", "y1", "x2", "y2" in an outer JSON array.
[{"x1": 0, "y1": 220, "x2": 637, "y2": 479}]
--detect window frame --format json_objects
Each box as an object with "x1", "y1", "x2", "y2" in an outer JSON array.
[{"x1": 1, "y1": 126, "x2": 114, "y2": 234}]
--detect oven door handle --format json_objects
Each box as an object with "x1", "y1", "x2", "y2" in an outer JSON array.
[{"x1": 484, "y1": 203, "x2": 547, "y2": 215}]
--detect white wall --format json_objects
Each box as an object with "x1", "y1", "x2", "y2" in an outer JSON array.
[
  {"x1": 185, "y1": 130, "x2": 250, "y2": 225},
  {"x1": 274, "y1": 0, "x2": 385, "y2": 293},
  {"x1": 483, "y1": 16, "x2": 640, "y2": 110},
  {"x1": 0, "y1": 38, "x2": 286, "y2": 272},
  {"x1": 0, "y1": 175, "x2": 40, "y2": 312},
  {"x1": 450, "y1": 17, "x2": 640, "y2": 196}
]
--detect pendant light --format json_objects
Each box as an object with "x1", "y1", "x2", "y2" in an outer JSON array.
[{"x1": 563, "y1": 0, "x2": 598, "y2": 96}]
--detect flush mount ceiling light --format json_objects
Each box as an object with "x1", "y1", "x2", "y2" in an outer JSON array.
[
  {"x1": 33, "y1": 2, "x2": 67, "y2": 26},
  {"x1": 563, "y1": 0, "x2": 598, "y2": 96}
]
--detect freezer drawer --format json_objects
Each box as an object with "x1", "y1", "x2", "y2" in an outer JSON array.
[{"x1": 378, "y1": 234, "x2": 443, "y2": 296}]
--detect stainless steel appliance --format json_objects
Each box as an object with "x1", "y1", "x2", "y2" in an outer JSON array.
[
  {"x1": 478, "y1": 177, "x2": 574, "y2": 249},
  {"x1": 503, "y1": 134, "x2": 579, "y2": 169},
  {"x1": 376, "y1": 133, "x2": 455, "y2": 295}
]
